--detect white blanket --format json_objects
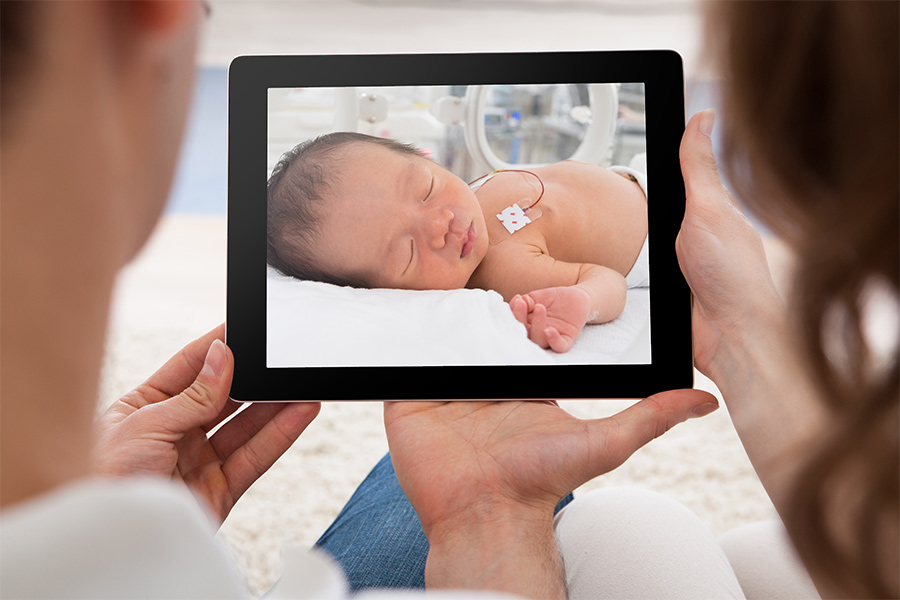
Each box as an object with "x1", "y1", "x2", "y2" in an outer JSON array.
[
  {"x1": 267, "y1": 271, "x2": 649, "y2": 367},
  {"x1": 550, "y1": 288, "x2": 650, "y2": 365}
]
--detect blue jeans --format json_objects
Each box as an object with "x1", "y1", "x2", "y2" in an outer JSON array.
[{"x1": 315, "y1": 452, "x2": 574, "y2": 591}]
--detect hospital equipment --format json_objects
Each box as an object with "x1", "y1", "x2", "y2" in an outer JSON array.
[{"x1": 267, "y1": 83, "x2": 646, "y2": 182}]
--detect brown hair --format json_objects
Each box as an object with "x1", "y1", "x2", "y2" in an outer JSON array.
[
  {"x1": 706, "y1": 2, "x2": 899, "y2": 597},
  {"x1": 0, "y1": 2, "x2": 40, "y2": 122},
  {"x1": 266, "y1": 132, "x2": 424, "y2": 287}
]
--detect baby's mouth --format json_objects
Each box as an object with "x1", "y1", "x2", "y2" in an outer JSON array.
[{"x1": 460, "y1": 223, "x2": 476, "y2": 259}]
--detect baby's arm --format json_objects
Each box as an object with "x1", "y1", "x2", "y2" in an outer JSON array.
[{"x1": 482, "y1": 248, "x2": 627, "y2": 352}]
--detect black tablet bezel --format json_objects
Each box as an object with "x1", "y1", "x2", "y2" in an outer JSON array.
[{"x1": 227, "y1": 50, "x2": 692, "y2": 401}]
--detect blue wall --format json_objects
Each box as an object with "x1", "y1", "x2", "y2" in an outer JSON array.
[{"x1": 166, "y1": 67, "x2": 228, "y2": 214}]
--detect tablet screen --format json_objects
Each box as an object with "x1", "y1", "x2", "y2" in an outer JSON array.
[{"x1": 228, "y1": 51, "x2": 691, "y2": 400}]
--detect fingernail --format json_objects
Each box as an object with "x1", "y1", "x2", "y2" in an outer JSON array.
[
  {"x1": 200, "y1": 339, "x2": 226, "y2": 378},
  {"x1": 690, "y1": 402, "x2": 719, "y2": 418},
  {"x1": 698, "y1": 108, "x2": 716, "y2": 137}
]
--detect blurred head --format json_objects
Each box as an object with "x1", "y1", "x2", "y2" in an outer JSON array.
[
  {"x1": 705, "y1": 2, "x2": 898, "y2": 597},
  {"x1": 0, "y1": 0, "x2": 206, "y2": 507},
  {"x1": 1, "y1": 1, "x2": 205, "y2": 266},
  {"x1": 267, "y1": 133, "x2": 489, "y2": 289}
]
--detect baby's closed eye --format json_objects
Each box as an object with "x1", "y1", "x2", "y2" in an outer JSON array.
[
  {"x1": 402, "y1": 238, "x2": 415, "y2": 275},
  {"x1": 422, "y1": 172, "x2": 434, "y2": 202}
]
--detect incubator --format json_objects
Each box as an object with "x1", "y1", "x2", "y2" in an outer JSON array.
[{"x1": 266, "y1": 83, "x2": 646, "y2": 182}]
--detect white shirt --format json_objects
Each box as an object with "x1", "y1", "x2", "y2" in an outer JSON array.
[{"x1": 0, "y1": 478, "x2": 516, "y2": 599}]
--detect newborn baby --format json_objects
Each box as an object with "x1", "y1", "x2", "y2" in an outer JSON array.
[{"x1": 267, "y1": 132, "x2": 648, "y2": 352}]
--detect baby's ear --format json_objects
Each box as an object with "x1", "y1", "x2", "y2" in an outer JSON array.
[{"x1": 418, "y1": 148, "x2": 434, "y2": 160}]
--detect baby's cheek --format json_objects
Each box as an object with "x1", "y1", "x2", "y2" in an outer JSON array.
[{"x1": 437, "y1": 265, "x2": 471, "y2": 291}]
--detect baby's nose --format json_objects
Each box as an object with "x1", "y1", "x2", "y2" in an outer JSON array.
[{"x1": 424, "y1": 208, "x2": 454, "y2": 249}]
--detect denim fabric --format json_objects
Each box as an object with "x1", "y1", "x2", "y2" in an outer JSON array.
[{"x1": 315, "y1": 452, "x2": 574, "y2": 591}]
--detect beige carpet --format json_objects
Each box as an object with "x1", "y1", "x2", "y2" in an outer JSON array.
[{"x1": 100, "y1": 214, "x2": 787, "y2": 596}]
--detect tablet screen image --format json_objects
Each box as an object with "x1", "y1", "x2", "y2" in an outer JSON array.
[
  {"x1": 267, "y1": 82, "x2": 649, "y2": 368},
  {"x1": 228, "y1": 52, "x2": 692, "y2": 400}
]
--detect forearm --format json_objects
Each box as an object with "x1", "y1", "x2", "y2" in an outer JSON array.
[
  {"x1": 576, "y1": 265, "x2": 627, "y2": 324},
  {"x1": 704, "y1": 298, "x2": 827, "y2": 509},
  {"x1": 425, "y1": 505, "x2": 566, "y2": 600}
]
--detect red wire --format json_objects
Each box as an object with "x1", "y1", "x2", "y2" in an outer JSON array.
[{"x1": 468, "y1": 169, "x2": 545, "y2": 212}]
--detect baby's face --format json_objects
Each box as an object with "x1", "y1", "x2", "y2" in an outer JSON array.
[{"x1": 315, "y1": 143, "x2": 489, "y2": 290}]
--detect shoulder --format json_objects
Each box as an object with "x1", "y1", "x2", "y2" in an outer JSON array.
[
  {"x1": 534, "y1": 160, "x2": 601, "y2": 178},
  {"x1": 530, "y1": 161, "x2": 627, "y2": 197}
]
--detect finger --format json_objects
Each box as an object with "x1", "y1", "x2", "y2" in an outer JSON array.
[
  {"x1": 585, "y1": 389, "x2": 718, "y2": 477},
  {"x1": 529, "y1": 304, "x2": 550, "y2": 348},
  {"x1": 523, "y1": 294, "x2": 537, "y2": 312},
  {"x1": 129, "y1": 324, "x2": 226, "y2": 407},
  {"x1": 209, "y1": 401, "x2": 303, "y2": 459},
  {"x1": 137, "y1": 338, "x2": 234, "y2": 436},
  {"x1": 680, "y1": 109, "x2": 722, "y2": 201},
  {"x1": 510, "y1": 295, "x2": 529, "y2": 325},
  {"x1": 544, "y1": 327, "x2": 574, "y2": 353},
  {"x1": 221, "y1": 401, "x2": 321, "y2": 502},
  {"x1": 201, "y1": 395, "x2": 245, "y2": 434},
  {"x1": 679, "y1": 109, "x2": 749, "y2": 227}
]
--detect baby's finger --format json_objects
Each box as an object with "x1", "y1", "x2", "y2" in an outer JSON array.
[
  {"x1": 519, "y1": 294, "x2": 534, "y2": 312},
  {"x1": 509, "y1": 295, "x2": 526, "y2": 324},
  {"x1": 522, "y1": 294, "x2": 537, "y2": 312},
  {"x1": 529, "y1": 304, "x2": 550, "y2": 348},
  {"x1": 510, "y1": 295, "x2": 529, "y2": 325},
  {"x1": 544, "y1": 327, "x2": 573, "y2": 353}
]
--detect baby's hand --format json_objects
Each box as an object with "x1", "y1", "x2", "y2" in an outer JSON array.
[{"x1": 510, "y1": 286, "x2": 592, "y2": 353}]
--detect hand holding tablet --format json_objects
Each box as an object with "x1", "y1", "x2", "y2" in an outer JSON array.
[{"x1": 227, "y1": 50, "x2": 691, "y2": 400}]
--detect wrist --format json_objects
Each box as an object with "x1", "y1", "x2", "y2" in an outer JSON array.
[
  {"x1": 703, "y1": 294, "x2": 794, "y2": 394},
  {"x1": 425, "y1": 502, "x2": 565, "y2": 600},
  {"x1": 703, "y1": 297, "x2": 792, "y2": 386},
  {"x1": 700, "y1": 297, "x2": 827, "y2": 505},
  {"x1": 425, "y1": 497, "x2": 554, "y2": 548},
  {"x1": 576, "y1": 268, "x2": 627, "y2": 324}
]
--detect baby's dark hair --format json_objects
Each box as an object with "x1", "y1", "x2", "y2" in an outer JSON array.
[{"x1": 267, "y1": 132, "x2": 424, "y2": 286}]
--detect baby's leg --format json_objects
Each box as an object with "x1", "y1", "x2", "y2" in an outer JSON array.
[{"x1": 554, "y1": 487, "x2": 745, "y2": 599}]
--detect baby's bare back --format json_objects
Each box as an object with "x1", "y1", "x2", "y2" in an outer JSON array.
[{"x1": 471, "y1": 161, "x2": 647, "y2": 295}]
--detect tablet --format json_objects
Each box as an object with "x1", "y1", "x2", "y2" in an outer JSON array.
[{"x1": 227, "y1": 50, "x2": 692, "y2": 401}]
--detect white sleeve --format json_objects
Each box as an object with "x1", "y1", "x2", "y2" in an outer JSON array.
[
  {"x1": 1, "y1": 477, "x2": 524, "y2": 600},
  {"x1": 0, "y1": 478, "x2": 249, "y2": 599},
  {"x1": 270, "y1": 545, "x2": 523, "y2": 600}
]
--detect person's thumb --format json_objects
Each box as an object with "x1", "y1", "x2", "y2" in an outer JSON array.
[
  {"x1": 592, "y1": 389, "x2": 719, "y2": 473},
  {"x1": 680, "y1": 109, "x2": 725, "y2": 205},
  {"x1": 146, "y1": 339, "x2": 234, "y2": 435}
]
